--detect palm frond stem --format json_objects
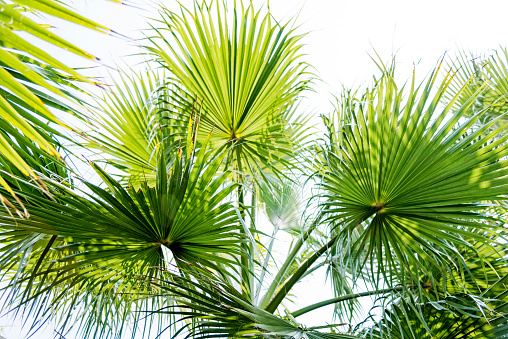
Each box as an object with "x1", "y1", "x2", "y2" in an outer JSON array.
[
  {"x1": 258, "y1": 215, "x2": 321, "y2": 309},
  {"x1": 238, "y1": 183, "x2": 252, "y2": 300},
  {"x1": 291, "y1": 286, "x2": 406, "y2": 318},
  {"x1": 265, "y1": 228, "x2": 339, "y2": 313}
]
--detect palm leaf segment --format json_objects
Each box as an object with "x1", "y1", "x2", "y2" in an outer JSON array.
[
  {"x1": 320, "y1": 63, "x2": 508, "y2": 291},
  {"x1": 146, "y1": 0, "x2": 309, "y2": 176},
  {"x1": 415, "y1": 237, "x2": 508, "y2": 299},
  {"x1": 258, "y1": 176, "x2": 303, "y2": 231},
  {"x1": 0, "y1": 0, "x2": 113, "y2": 207},
  {"x1": 0, "y1": 122, "x2": 241, "y2": 337},
  {"x1": 445, "y1": 48, "x2": 508, "y2": 126},
  {"x1": 88, "y1": 71, "x2": 194, "y2": 186}
]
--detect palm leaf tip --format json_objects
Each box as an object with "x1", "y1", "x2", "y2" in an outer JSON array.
[
  {"x1": 445, "y1": 48, "x2": 508, "y2": 127},
  {"x1": 364, "y1": 277, "x2": 508, "y2": 339},
  {"x1": 0, "y1": 0, "x2": 114, "y2": 212},
  {"x1": 146, "y1": 269, "x2": 362, "y2": 339}
]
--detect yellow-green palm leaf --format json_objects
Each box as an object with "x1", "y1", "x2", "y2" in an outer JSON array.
[
  {"x1": 445, "y1": 48, "x2": 508, "y2": 127},
  {"x1": 146, "y1": 1, "x2": 310, "y2": 176},
  {"x1": 0, "y1": 0, "x2": 112, "y2": 204}
]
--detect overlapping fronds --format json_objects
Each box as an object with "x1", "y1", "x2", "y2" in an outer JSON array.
[
  {"x1": 145, "y1": 267, "x2": 362, "y2": 339},
  {"x1": 418, "y1": 237, "x2": 508, "y2": 299},
  {"x1": 0, "y1": 119, "x2": 242, "y2": 337},
  {"x1": 362, "y1": 275, "x2": 508, "y2": 338},
  {"x1": 88, "y1": 71, "x2": 195, "y2": 186},
  {"x1": 319, "y1": 63, "x2": 508, "y2": 294},
  {"x1": 445, "y1": 48, "x2": 508, "y2": 127},
  {"x1": 325, "y1": 224, "x2": 369, "y2": 323},
  {"x1": 4, "y1": 0, "x2": 508, "y2": 337}
]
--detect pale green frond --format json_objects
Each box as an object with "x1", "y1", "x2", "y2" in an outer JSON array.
[
  {"x1": 445, "y1": 48, "x2": 508, "y2": 128},
  {"x1": 145, "y1": 0, "x2": 311, "y2": 178},
  {"x1": 88, "y1": 70, "x2": 194, "y2": 186},
  {"x1": 258, "y1": 176, "x2": 303, "y2": 231}
]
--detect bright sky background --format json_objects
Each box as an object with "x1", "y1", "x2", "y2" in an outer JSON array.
[{"x1": 2, "y1": 0, "x2": 508, "y2": 338}]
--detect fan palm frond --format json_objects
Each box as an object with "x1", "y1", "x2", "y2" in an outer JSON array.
[
  {"x1": 88, "y1": 70, "x2": 195, "y2": 186},
  {"x1": 145, "y1": 0, "x2": 311, "y2": 178},
  {"x1": 258, "y1": 177, "x2": 304, "y2": 231},
  {"x1": 0, "y1": 119, "x2": 242, "y2": 337},
  {"x1": 319, "y1": 62, "x2": 508, "y2": 295}
]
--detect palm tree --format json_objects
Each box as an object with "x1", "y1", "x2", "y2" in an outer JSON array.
[{"x1": 1, "y1": 1, "x2": 508, "y2": 338}]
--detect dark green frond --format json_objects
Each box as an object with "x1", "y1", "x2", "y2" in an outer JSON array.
[
  {"x1": 146, "y1": 267, "x2": 362, "y2": 339},
  {"x1": 319, "y1": 63, "x2": 508, "y2": 292},
  {"x1": 0, "y1": 124, "x2": 242, "y2": 337}
]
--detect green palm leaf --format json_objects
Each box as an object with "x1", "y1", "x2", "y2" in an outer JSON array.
[
  {"x1": 0, "y1": 0, "x2": 113, "y2": 205},
  {"x1": 0, "y1": 120, "x2": 242, "y2": 337},
  {"x1": 363, "y1": 275, "x2": 508, "y2": 338},
  {"x1": 145, "y1": 0, "x2": 310, "y2": 177},
  {"x1": 319, "y1": 63, "x2": 508, "y2": 292},
  {"x1": 258, "y1": 176, "x2": 304, "y2": 231},
  {"x1": 142, "y1": 0, "x2": 312, "y2": 302},
  {"x1": 445, "y1": 48, "x2": 508, "y2": 127},
  {"x1": 88, "y1": 71, "x2": 194, "y2": 186},
  {"x1": 145, "y1": 267, "x2": 361, "y2": 339}
]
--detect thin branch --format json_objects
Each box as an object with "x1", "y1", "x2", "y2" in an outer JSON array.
[{"x1": 291, "y1": 286, "x2": 405, "y2": 318}]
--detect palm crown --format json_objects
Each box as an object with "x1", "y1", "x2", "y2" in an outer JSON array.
[{"x1": 1, "y1": 1, "x2": 508, "y2": 339}]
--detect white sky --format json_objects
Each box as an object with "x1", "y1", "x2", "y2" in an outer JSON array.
[
  {"x1": 2, "y1": 0, "x2": 508, "y2": 338},
  {"x1": 60, "y1": 0, "x2": 508, "y2": 111}
]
